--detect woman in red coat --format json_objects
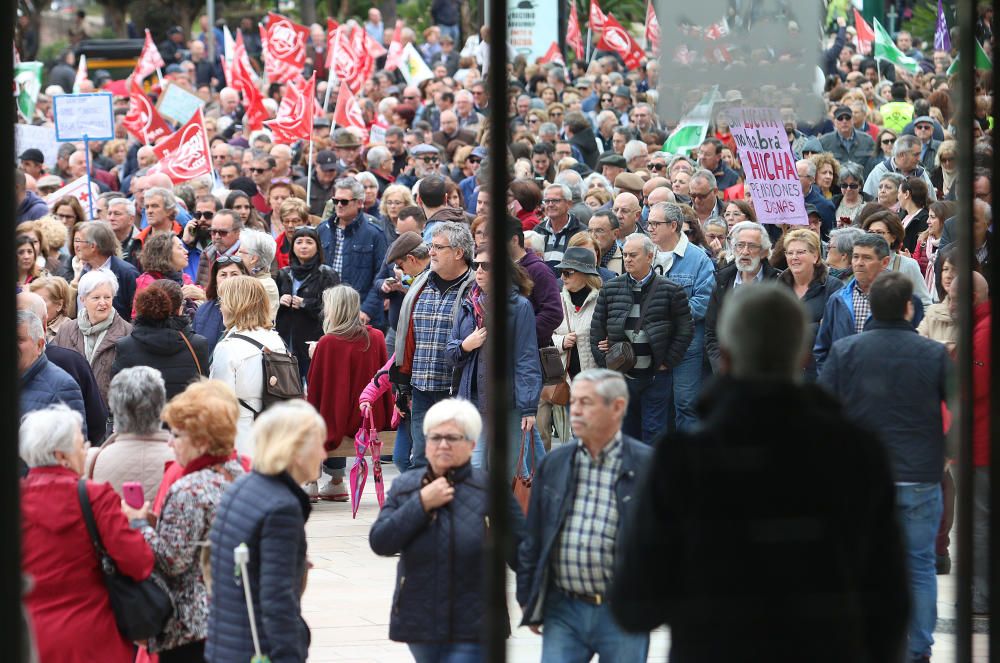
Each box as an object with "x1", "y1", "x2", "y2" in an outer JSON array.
[
  {"x1": 307, "y1": 284, "x2": 394, "y2": 500},
  {"x1": 20, "y1": 404, "x2": 154, "y2": 663}
]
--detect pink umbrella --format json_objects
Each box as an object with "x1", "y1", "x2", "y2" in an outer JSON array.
[{"x1": 349, "y1": 409, "x2": 386, "y2": 518}]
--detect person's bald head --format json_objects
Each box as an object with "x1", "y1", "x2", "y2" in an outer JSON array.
[
  {"x1": 145, "y1": 172, "x2": 174, "y2": 189},
  {"x1": 948, "y1": 271, "x2": 990, "y2": 319},
  {"x1": 646, "y1": 187, "x2": 675, "y2": 206},
  {"x1": 971, "y1": 270, "x2": 989, "y2": 304},
  {"x1": 613, "y1": 191, "x2": 639, "y2": 211},
  {"x1": 17, "y1": 291, "x2": 48, "y2": 325},
  {"x1": 137, "y1": 145, "x2": 157, "y2": 168},
  {"x1": 643, "y1": 177, "x2": 670, "y2": 199}
]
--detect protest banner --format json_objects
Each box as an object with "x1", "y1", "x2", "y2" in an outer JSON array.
[
  {"x1": 156, "y1": 81, "x2": 205, "y2": 125},
  {"x1": 148, "y1": 108, "x2": 212, "y2": 184},
  {"x1": 728, "y1": 107, "x2": 806, "y2": 225},
  {"x1": 52, "y1": 93, "x2": 114, "y2": 142},
  {"x1": 44, "y1": 175, "x2": 101, "y2": 217},
  {"x1": 15, "y1": 124, "x2": 59, "y2": 168},
  {"x1": 507, "y1": 0, "x2": 558, "y2": 63},
  {"x1": 124, "y1": 77, "x2": 173, "y2": 144}
]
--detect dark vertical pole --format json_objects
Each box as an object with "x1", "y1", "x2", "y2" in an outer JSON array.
[
  {"x1": 955, "y1": 1, "x2": 976, "y2": 660},
  {"x1": 3, "y1": 5, "x2": 23, "y2": 660},
  {"x1": 990, "y1": 3, "x2": 1000, "y2": 659},
  {"x1": 485, "y1": 0, "x2": 510, "y2": 660}
]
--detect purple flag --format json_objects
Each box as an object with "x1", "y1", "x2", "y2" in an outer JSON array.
[{"x1": 935, "y1": 0, "x2": 952, "y2": 52}]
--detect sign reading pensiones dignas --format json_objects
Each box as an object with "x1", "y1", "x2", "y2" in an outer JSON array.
[
  {"x1": 727, "y1": 107, "x2": 807, "y2": 225},
  {"x1": 655, "y1": 0, "x2": 824, "y2": 126}
]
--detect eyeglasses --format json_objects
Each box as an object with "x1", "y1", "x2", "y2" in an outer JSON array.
[
  {"x1": 473, "y1": 260, "x2": 491, "y2": 271},
  {"x1": 193, "y1": 211, "x2": 215, "y2": 220},
  {"x1": 550, "y1": 111, "x2": 563, "y2": 117},
  {"x1": 427, "y1": 433, "x2": 467, "y2": 445},
  {"x1": 419, "y1": 156, "x2": 440, "y2": 163},
  {"x1": 689, "y1": 191, "x2": 715, "y2": 201},
  {"x1": 881, "y1": 137, "x2": 896, "y2": 145},
  {"x1": 215, "y1": 255, "x2": 243, "y2": 265},
  {"x1": 649, "y1": 163, "x2": 666, "y2": 171},
  {"x1": 430, "y1": 243, "x2": 451, "y2": 251},
  {"x1": 560, "y1": 269, "x2": 577, "y2": 277},
  {"x1": 915, "y1": 124, "x2": 933, "y2": 131},
  {"x1": 784, "y1": 249, "x2": 810, "y2": 258},
  {"x1": 646, "y1": 220, "x2": 668, "y2": 228},
  {"x1": 467, "y1": 157, "x2": 482, "y2": 164},
  {"x1": 835, "y1": 115, "x2": 852, "y2": 122},
  {"x1": 542, "y1": 198, "x2": 565, "y2": 205},
  {"x1": 210, "y1": 228, "x2": 235, "y2": 236},
  {"x1": 527, "y1": 117, "x2": 539, "y2": 124},
  {"x1": 841, "y1": 183, "x2": 860, "y2": 190},
  {"x1": 249, "y1": 167, "x2": 270, "y2": 174},
  {"x1": 332, "y1": 198, "x2": 355, "y2": 206},
  {"x1": 601, "y1": 97, "x2": 612, "y2": 102},
  {"x1": 733, "y1": 241, "x2": 762, "y2": 252}
]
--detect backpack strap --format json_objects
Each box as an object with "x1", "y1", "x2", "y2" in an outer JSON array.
[{"x1": 230, "y1": 333, "x2": 265, "y2": 416}]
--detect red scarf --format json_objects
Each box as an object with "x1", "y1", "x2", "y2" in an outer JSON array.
[
  {"x1": 467, "y1": 283, "x2": 486, "y2": 328},
  {"x1": 181, "y1": 453, "x2": 232, "y2": 476}
]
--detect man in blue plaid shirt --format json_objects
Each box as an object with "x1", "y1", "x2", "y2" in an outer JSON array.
[
  {"x1": 391, "y1": 222, "x2": 476, "y2": 469},
  {"x1": 517, "y1": 369, "x2": 652, "y2": 661}
]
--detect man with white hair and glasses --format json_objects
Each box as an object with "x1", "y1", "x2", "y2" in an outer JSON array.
[{"x1": 535, "y1": 182, "x2": 588, "y2": 273}]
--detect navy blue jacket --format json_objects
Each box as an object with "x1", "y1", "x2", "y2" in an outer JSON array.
[
  {"x1": 369, "y1": 463, "x2": 524, "y2": 643},
  {"x1": 192, "y1": 299, "x2": 226, "y2": 357},
  {"x1": 103, "y1": 256, "x2": 140, "y2": 322},
  {"x1": 16, "y1": 191, "x2": 49, "y2": 223},
  {"x1": 516, "y1": 434, "x2": 652, "y2": 625},
  {"x1": 46, "y1": 345, "x2": 108, "y2": 443},
  {"x1": 207, "y1": 471, "x2": 311, "y2": 663},
  {"x1": 316, "y1": 212, "x2": 389, "y2": 326},
  {"x1": 445, "y1": 289, "x2": 542, "y2": 416},
  {"x1": 819, "y1": 319, "x2": 951, "y2": 483},
  {"x1": 20, "y1": 353, "x2": 88, "y2": 440}
]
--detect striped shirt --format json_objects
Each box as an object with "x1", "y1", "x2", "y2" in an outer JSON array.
[
  {"x1": 852, "y1": 285, "x2": 871, "y2": 335},
  {"x1": 625, "y1": 270, "x2": 656, "y2": 377},
  {"x1": 537, "y1": 214, "x2": 586, "y2": 272},
  {"x1": 410, "y1": 272, "x2": 468, "y2": 392},
  {"x1": 552, "y1": 435, "x2": 623, "y2": 597}
]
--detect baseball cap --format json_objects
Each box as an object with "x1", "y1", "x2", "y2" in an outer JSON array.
[
  {"x1": 833, "y1": 105, "x2": 853, "y2": 120},
  {"x1": 316, "y1": 150, "x2": 338, "y2": 172},
  {"x1": 913, "y1": 115, "x2": 935, "y2": 127},
  {"x1": 19, "y1": 148, "x2": 44, "y2": 164}
]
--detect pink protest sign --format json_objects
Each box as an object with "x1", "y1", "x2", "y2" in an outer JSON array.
[{"x1": 729, "y1": 107, "x2": 806, "y2": 225}]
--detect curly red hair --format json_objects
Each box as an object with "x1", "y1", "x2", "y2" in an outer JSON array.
[{"x1": 161, "y1": 380, "x2": 238, "y2": 455}]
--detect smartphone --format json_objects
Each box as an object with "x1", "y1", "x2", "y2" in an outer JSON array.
[
  {"x1": 122, "y1": 482, "x2": 145, "y2": 509},
  {"x1": 384, "y1": 277, "x2": 397, "y2": 285}
]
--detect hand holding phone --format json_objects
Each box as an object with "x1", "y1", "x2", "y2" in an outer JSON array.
[{"x1": 122, "y1": 482, "x2": 145, "y2": 509}]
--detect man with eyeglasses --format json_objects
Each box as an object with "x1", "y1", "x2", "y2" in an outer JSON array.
[
  {"x1": 909, "y1": 115, "x2": 941, "y2": 172},
  {"x1": 399, "y1": 144, "x2": 444, "y2": 189},
  {"x1": 391, "y1": 222, "x2": 475, "y2": 469},
  {"x1": 194, "y1": 207, "x2": 241, "y2": 287},
  {"x1": 248, "y1": 153, "x2": 276, "y2": 215},
  {"x1": 688, "y1": 169, "x2": 726, "y2": 224},
  {"x1": 819, "y1": 104, "x2": 877, "y2": 175},
  {"x1": 589, "y1": 211, "x2": 624, "y2": 274},
  {"x1": 704, "y1": 221, "x2": 781, "y2": 373},
  {"x1": 863, "y1": 135, "x2": 936, "y2": 202},
  {"x1": 454, "y1": 90, "x2": 484, "y2": 132},
  {"x1": 75, "y1": 221, "x2": 141, "y2": 321},
  {"x1": 535, "y1": 183, "x2": 588, "y2": 273},
  {"x1": 317, "y1": 177, "x2": 389, "y2": 326}
]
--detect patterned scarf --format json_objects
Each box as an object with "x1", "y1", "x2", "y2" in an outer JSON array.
[{"x1": 467, "y1": 283, "x2": 487, "y2": 329}]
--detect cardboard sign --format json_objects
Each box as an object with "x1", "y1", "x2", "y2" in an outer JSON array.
[
  {"x1": 728, "y1": 107, "x2": 806, "y2": 225},
  {"x1": 156, "y1": 81, "x2": 205, "y2": 126},
  {"x1": 52, "y1": 93, "x2": 114, "y2": 141},
  {"x1": 15, "y1": 124, "x2": 59, "y2": 168}
]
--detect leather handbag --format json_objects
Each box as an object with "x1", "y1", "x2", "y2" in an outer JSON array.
[
  {"x1": 538, "y1": 346, "x2": 566, "y2": 385},
  {"x1": 77, "y1": 480, "x2": 173, "y2": 641},
  {"x1": 541, "y1": 299, "x2": 572, "y2": 406},
  {"x1": 512, "y1": 429, "x2": 535, "y2": 515},
  {"x1": 605, "y1": 276, "x2": 660, "y2": 374}
]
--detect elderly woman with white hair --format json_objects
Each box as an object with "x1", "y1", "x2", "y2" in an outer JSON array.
[
  {"x1": 207, "y1": 400, "x2": 328, "y2": 663},
  {"x1": 370, "y1": 398, "x2": 525, "y2": 662},
  {"x1": 86, "y1": 366, "x2": 174, "y2": 503},
  {"x1": 236, "y1": 228, "x2": 280, "y2": 320},
  {"x1": 20, "y1": 404, "x2": 154, "y2": 663},
  {"x1": 52, "y1": 269, "x2": 132, "y2": 405}
]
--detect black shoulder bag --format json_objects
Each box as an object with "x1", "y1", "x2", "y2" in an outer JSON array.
[
  {"x1": 231, "y1": 333, "x2": 304, "y2": 418},
  {"x1": 605, "y1": 275, "x2": 661, "y2": 373},
  {"x1": 76, "y1": 480, "x2": 173, "y2": 641}
]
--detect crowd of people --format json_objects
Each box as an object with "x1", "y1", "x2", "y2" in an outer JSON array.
[{"x1": 12, "y1": 4, "x2": 994, "y2": 663}]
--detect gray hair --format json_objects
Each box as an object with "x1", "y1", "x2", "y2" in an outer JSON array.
[
  {"x1": 853, "y1": 232, "x2": 890, "y2": 259},
  {"x1": 17, "y1": 309, "x2": 44, "y2": 343},
  {"x1": 879, "y1": 171, "x2": 906, "y2": 188},
  {"x1": 584, "y1": 173, "x2": 613, "y2": 195},
  {"x1": 554, "y1": 171, "x2": 584, "y2": 201},
  {"x1": 690, "y1": 168, "x2": 718, "y2": 190},
  {"x1": 19, "y1": 404, "x2": 83, "y2": 468},
  {"x1": 893, "y1": 134, "x2": 921, "y2": 157},
  {"x1": 623, "y1": 232, "x2": 656, "y2": 256},
  {"x1": 538, "y1": 122, "x2": 559, "y2": 138},
  {"x1": 79, "y1": 220, "x2": 120, "y2": 257},
  {"x1": 355, "y1": 171, "x2": 378, "y2": 189},
  {"x1": 703, "y1": 218, "x2": 728, "y2": 234},
  {"x1": 238, "y1": 228, "x2": 276, "y2": 271},
  {"x1": 107, "y1": 197, "x2": 136, "y2": 216},
  {"x1": 729, "y1": 220, "x2": 772, "y2": 253},
  {"x1": 145, "y1": 187, "x2": 177, "y2": 215},
  {"x1": 432, "y1": 221, "x2": 475, "y2": 263},
  {"x1": 828, "y1": 226, "x2": 865, "y2": 255},
  {"x1": 596, "y1": 110, "x2": 618, "y2": 126},
  {"x1": 571, "y1": 368, "x2": 629, "y2": 407},
  {"x1": 423, "y1": 397, "x2": 482, "y2": 441},
  {"x1": 717, "y1": 282, "x2": 809, "y2": 381},
  {"x1": 838, "y1": 161, "x2": 865, "y2": 185},
  {"x1": 367, "y1": 146, "x2": 391, "y2": 170},
  {"x1": 78, "y1": 269, "x2": 120, "y2": 299},
  {"x1": 545, "y1": 182, "x2": 573, "y2": 202},
  {"x1": 334, "y1": 177, "x2": 365, "y2": 201},
  {"x1": 108, "y1": 367, "x2": 166, "y2": 435},
  {"x1": 649, "y1": 201, "x2": 684, "y2": 226},
  {"x1": 796, "y1": 158, "x2": 817, "y2": 179},
  {"x1": 623, "y1": 140, "x2": 648, "y2": 163}
]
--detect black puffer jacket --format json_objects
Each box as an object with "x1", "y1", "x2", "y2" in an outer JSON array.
[
  {"x1": 275, "y1": 264, "x2": 340, "y2": 373},
  {"x1": 589, "y1": 273, "x2": 694, "y2": 372},
  {"x1": 111, "y1": 316, "x2": 209, "y2": 399},
  {"x1": 369, "y1": 463, "x2": 525, "y2": 644}
]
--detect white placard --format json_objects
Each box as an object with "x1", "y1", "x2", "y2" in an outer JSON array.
[
  {"x1": 53, "y1": 93, "x2": 115, "y2": 142},
  {"x1": 14, "y1": 124, "x2": 60, "y2": 168}
]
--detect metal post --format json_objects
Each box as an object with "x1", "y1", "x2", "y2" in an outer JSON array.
[
  {"x1": 83, "y1": 135, "x2": 96, "y2": 220},
  {"x1": 206, "y1": 0, "x2": 216, "y2": 65},
  {"x1": 990, "y1": 3, "x2": 1000, "y2": 659},
  {"x1": 485, "y1": 0, "x2": 510, "y2": 658},
  {"x1": 955, "y1": 1, "x2": 977, "y2": 660}
]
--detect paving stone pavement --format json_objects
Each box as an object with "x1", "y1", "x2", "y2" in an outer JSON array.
[{"x1": 301, "y1": 465, "x2": 987, "y2": 662}]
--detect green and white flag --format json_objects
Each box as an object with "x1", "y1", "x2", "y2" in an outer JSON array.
[
  {"x1": 946, "y1": 40, "x2": 993, "y2": 74},
  {"x1": 663, "y1": 85, "x2": 720, "y2": 156},
  {"x1": 14, "y1": 61, "x2": 44, "y2": 120},
  {"x1": 873, "y1": 18, "x2": 920, "y2": 74}
]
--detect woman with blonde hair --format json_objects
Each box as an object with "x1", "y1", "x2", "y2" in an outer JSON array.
[
  {"x1": 306, "y1": 285, "x2": 393, "y2": 501},
  {"x1": 121, "y1": 379, "x2": 245, "y2": 662},
  {"x1": 207, "y1": 400, "x2": 327, "y2": 662},
  {"x1": 209, "y1": 275, "x2": 289, "y2": 457},
  {"x1": 378, "y1": 183, "x2": 416, "y2": 237},
  {"x1": 29, "y1": 275, "x2": 76, "y2": 340},
  {"x1": 809, "y1": 153, "x2": 841, "y2": 200}
]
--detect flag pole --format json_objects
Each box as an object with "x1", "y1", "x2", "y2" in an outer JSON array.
[
  {"x1": 82, "y1": 135, "x2": 96, "y2": 220},
  {"x1": 305, "y1": 138, "x2": 315, "y2": 204},
  {"x1": 322, "y1": 28, "x2": 342, "y2": 113}
]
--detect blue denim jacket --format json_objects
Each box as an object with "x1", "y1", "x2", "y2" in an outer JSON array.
[
  {"x1": 653, "y1": 240, "x2": 716, "y2": 324},
  {"x1": 316, "y1": 212, "x2": 389, "y2": 326}
]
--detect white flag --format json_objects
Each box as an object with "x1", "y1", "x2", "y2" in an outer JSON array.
[
  {"x1": 45, "y1": 175, "x2": 101, "y2": 216},
  {"x1": 398, "y1": 42, "x2": 433, "y2": 86}
]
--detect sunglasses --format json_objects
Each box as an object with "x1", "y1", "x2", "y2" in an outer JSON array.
[
  {"x1": 193, "y1": 211, "x2": 214, "y2": 220},
  {"x1": 835, "y1": 115, "x2": 852, "y2": 121},
  {"x1": 560, "y1": 269, "x2": 577, "y2": 277},
  {"x1": 842, "y1": 183, "x2": 860, "y2": 190},
  {"x1": 649, "y1": 163, "x2": 666, "y2": 171},
  {"x1": 419, "y1": 156, "x2": 440, "y2": 163},
  {"x1": 249, "y1": 167, "x2": 270, "y2": 174},
  {"x1": 467, "y1": 157, "x2": 482, "y2": 164},
  {"x1": 215, "y1": 255, "x2": 243, "y2": 265},
  {"x1": 473, "y1": 260, "x2": 491, "y2": 272},
  {"x1": 332, "y1": 198, "x2": 355, "y2": 206},
  {"x1": 881, "y1": 137, "x2": 896, "y2": 144},
  {"x1": 210, "y1": 228, "x2": 234, "y2": 236},
  {"x1": 601, "y1": 97, "x2": 612, "y2": 103}
]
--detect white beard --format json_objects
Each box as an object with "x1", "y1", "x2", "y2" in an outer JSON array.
[{"x1": 736, "y1": 255, "x2": 761, "y2": 273}]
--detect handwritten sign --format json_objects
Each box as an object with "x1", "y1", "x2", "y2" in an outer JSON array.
[
  {"x1": 52, "y1": 93, "x2": 114, "y2": 142},
  {"x1": 728, "y1": 107, "x2": 806, "y2": 225},
  {"x1": 15, "y1": 124, "x2": 60, "y2": 168},
  {"x1": 156, "y1": 82, "x2": 205, "y2": 126}
]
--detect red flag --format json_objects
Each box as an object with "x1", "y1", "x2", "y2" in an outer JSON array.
[
  {"x1": 148, "y1": 108, "x2": 212, "y2": 184},
  {"x1": 538, "y1": 41, "x2": 565, "y2": 65},
  {"x1": 135, "y1": 29, "x2": 166, "y2": 81},
  {"x1": 262, "y1": 12, "x2": 310, "y2": 84},
  {"x1": 333, "y1": 80, "x2": 368, "y2": 140},
  {"x1": 328, "y1": 25, "x2": 368, "y2": 95},
  {"x1": 324, "y1": 17, "x2": 340, "y2": 69},
  {"x1": 567, "y1": 3, "x2": 585, "y2": 60},
  {"x1": 351, "y1": 25, "x2": 377, "y2": 86},
  {"x1": 596, "y1": 14, "x2": 644, "y2": 70},
  {"x1": 123, "y1": 76, "x2": 173, "y2": 144},
  {"x1": 853, "y1": 8, "x2": 875, "y2": 55},
  {"x1": 385, "y1": 20, "x2": 405, "y2": 72},
  {"x1": 365, "y1": 29, "x2": 388, "y2": 59},
  {"x1": 265, "y1": 73, "x2": 316, "y2": 144},
  {"x1": 230, "y1": 30, "x2": 267, "y2": 130},
  {"x1": 645, "y1": 0, "x2": 660, "y2": 54},
  {"x1": 589, "y1": 0, "x2": 608, "y2": 31}
]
